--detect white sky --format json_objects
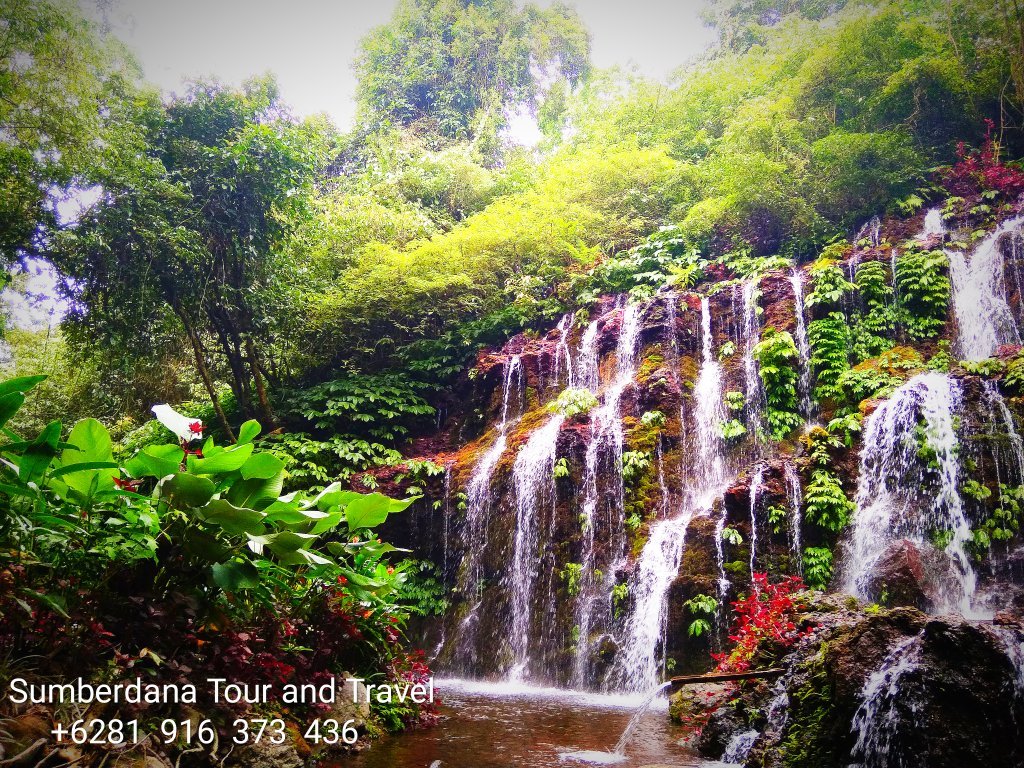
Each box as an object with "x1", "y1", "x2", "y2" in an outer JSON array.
[{"x1": 94, "y1": 0, "x2": 719, "y2": 130}]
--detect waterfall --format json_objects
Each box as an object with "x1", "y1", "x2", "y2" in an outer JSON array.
[
  {"x1": 848, "y1": 633, "x2": 925, "y2": 768},
  {"x1": 748, "y1": 464, "x2": 767, "y2": 576},
  {"x1": 789, "y1": 270, "x2": 814, "y2": 419},
  {"x1": 693, "y1": 297, "x2": 727, "y2": 494},
  {"x1": 612, "y1": 298, "x2": 732, "y2": 691},
  {"x1": 722, "y1": 729, "x2": 759, "y2": 764},
  {"x1": 843, "y1": 372, "x2": 981, "y2": 616},
  {"x1": 741, "y1": 280, "x2": 764, "y2": 441},
  {"x1": 920, "y1": 207, "x2": 946, "y2": 239},
  {"x1": 785, "y1": 462, "x2": 804, "y2": 574},
  {"x1": 576, "y1": 317, "x2": 600, "y2": 393},
  {"x1": 507, "y1": 414, "x2": 564, "y2": 680},
  {"x1": 857, "y1": 215, "x2": 883, "y2": 246},
  {"x1": 554, "y1": 312, "x2": 575, "y2": 390},
  {"x1": 573, "y1": 301, "x2": 645, "y2": 685},
  {"x1": 948, "y1": 215, "x2": 1023, "y2": 361},
  {"x1": 983, "y1": 379, "x2": 1024, "y2": 485},
  {"x1": 451, "y1": 355, "x2": 524, "y2": 669}
]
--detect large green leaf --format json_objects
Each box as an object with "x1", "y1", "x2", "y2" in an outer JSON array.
[
  {"x1": 197, "y1": 499, "x2": 266, "y2": 536},
  {"x1": 0, "y1": 375, "x2": 47, "y2": 398},
  {"x1": 226, "y1": 471, "x2": 283, "y2": 511},
  {"x1": 240, "y1": 452, "x2": 284, "y2": 480},
  {"x1": 247, "y1": 530, "x2": 317, "y2": 555},
  {"x1": 158, "y1": 473, "x2": 216, "y2": 510},
  {"x1": 345, "y1": 493, "x2": 392, "y2": 530},
  {"x1": 57, "y1": 419, "x2": 117, "y2": 498},
  {"x1": 211, "y1": 559, "x2": 261, "y2": 591},
  {"x1": 236, "y1": 420, "x2": 261, "y2": 444},
  {"x1": 0, "y1": 392, "x2": 25, "y2": 430},
  {"x1": 18, "y1": 421, "x2": 61, "y2": 485},
  {"x1": 188, "y1": 443, "x2": 254, "y2": 475},
  {"x1": 125, "y1": 444, "x2": 184, "y2": 478},
  {"x1": 312, "y1": 482, "x2": 363, "y2": 511},
  {"x1": 262, "y1": 500, "x2": 330, "y2": 527}
]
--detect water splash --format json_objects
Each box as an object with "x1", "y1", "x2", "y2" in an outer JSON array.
[
  {"x1": 452, "y1": 355, "x2": 524, "y2": 670},
  {"x1": 848, "y1": 633, "x2": 924, "y2": 768},
  {"x1": 948, "y1": 215, "x2": 1023, "y2": 361},
  {"x1": 844, "y1": 372, "x2": 981, "y2": 616},
  {"x1": 508, "y1": 415, "x2": 565, "y2": 680},
  {"x1": 789, "y1": 269, "x2": 814, "y2": 419},
  {"x1": 613, "y1": 681, "x2": 671, "y2": 755}
]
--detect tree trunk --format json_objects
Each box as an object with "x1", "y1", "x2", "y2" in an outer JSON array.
[
  {"x1": 177, "y1": 310, "x2": 236, "y2": 442},
  {"x1": 245, "y1": 335, "x2": 275, "y2": 428}
]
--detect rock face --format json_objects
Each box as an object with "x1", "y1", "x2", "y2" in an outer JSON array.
[{"x1": 696, "y1": 597, "x2": 1024, "y2": 768}]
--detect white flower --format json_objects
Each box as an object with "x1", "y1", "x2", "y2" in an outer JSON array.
[{"x1": 152, "y1": 404, "x2": 203, "y2": 442}]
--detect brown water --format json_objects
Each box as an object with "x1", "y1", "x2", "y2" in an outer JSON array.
[{"x1": 345, "y1": 679, "x2": 717, "y2": 768}]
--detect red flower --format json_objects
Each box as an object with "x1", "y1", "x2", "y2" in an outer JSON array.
[{"x1": 189, "y1": 421, "x2": 203, "y2": 434}]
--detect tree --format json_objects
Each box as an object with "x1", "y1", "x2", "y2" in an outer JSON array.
[
  {"x1": 0, "y1": 0, "x2": 132, "y2": 263},
  {"x1": 354, "y1": 0, "x2": 590, "y2": 143},
  {"x1": 52, "y1": 77, "x2": 333, "y2": 434}
]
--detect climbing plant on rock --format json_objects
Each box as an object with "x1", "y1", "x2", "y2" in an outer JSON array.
[{"x1": 753, "y1": 327, "x2": 803, "y2": 440}]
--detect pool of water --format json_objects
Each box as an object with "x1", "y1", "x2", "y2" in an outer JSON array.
[{"x1": 343, "y1": 679, "x2": 717, "y2": 768}]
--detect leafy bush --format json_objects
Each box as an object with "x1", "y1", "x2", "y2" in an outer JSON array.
[
  {"x1": 802, "y1": 546, "x2": 834, "y2": 590},
  {"x1": 684, "y1": 593, "x2": 719, "y2": 637},
  {"x1": 712, "y1": 574, "x2": 808, "y2": 673},
  {"x1": 548, "y1": 387, "x2": 599, "y2": 418},
  {"x1": 894, "y1": 248, "x2": 950, "y2": 340},
  {"x1": 753, "y1": 327, "x2": 803, "y2": 440}
]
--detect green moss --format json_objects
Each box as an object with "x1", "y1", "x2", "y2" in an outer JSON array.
[{"x1": 636, "y1": 352, "x2": 666, "y2": 385}]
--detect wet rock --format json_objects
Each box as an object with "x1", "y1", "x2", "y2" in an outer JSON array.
[{"x1": 865, "y1": 539, "x2": 928, "y2": 608}]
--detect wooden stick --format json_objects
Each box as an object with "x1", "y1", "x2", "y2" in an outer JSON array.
[{"x1": 667, "y1": 668, "x2": 786, "y2": 687}]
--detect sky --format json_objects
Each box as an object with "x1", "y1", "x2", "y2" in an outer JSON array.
[
  {"x1": 3, "y1": 0, "x2": 719, "y2": 336},
  {"x1": 96, "y1": 0, "x2": 719, "y2": 130}
]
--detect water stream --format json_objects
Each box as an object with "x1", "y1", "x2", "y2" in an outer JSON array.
[
  {"x1": 612, "y1": 297, "x2": 733, "y2": 691},
  {"x1": 451, "y1": 356, "x2": 524, "y2": 670},
  {"x1": 508, "y1": 414, "x2": 566, "y2": 680},
  {"x1": 788, "y1": 269, "x2": 814, "y2": 419},
  {"x1": 574, "y1": 301, "x2": 645, "y2": 685},
  {"x1": 948, "y1": 215, "x2": 1024, "y2": 360},
  {"x1": 344, "y1": 681, "x2": 704, "y2": 768},
  {"x1": 843, "y1": 372, "x2": 981, "y2": 616}
]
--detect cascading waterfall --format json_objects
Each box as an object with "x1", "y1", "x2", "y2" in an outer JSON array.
[
  {"x1": 948, "y1": 215, "x2": 1024, "y2": 361},
  {"x1": 612, "y1": 298, "x2": 732, "y2": 691},
  {"x1": 843, "y1": 372, "x2": 981, "y2": 616},
  {"x1": 693, "y1": 297, "x2": 728, "y2": 494},
  {"x1": 857, "y1": 215, "x2": 883, "y2": 247},
  {"x1": 507, "y1": 414, "x2": 565, "y2": 680},
  {"x1": 984, "y1": 380, "x2": 1024, "y2": 484},
  {"x1": 573, "y1": 302, "x2": 645, "y2": 685},
  {"x1": 576, "y1": 317, "x2": 600, "y2": 393},
  {"x1": 789, "y1": 269, "x2": 814, "y2": 419},
  {"x1": 451, "y1": 355, "x2": 523, "y2": 669},
  {"x1": 553, "y1": 312, "x2": 575, "y2": 389},
  {"x1": 748, "y1": 464, "x2": 767, "y2": 575},
  {"x1": 784, "y1": 462, "x2": 804, "y2": 574},
  {"x1": 848, "y1": 633, "x2": 925, "y2": 768},
  {"x1": 920, "y1": 207, "x2": 946, "y2": 239},
  {"x1": 741, "y1": 279, "x2": 765, "y2": 442}
]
